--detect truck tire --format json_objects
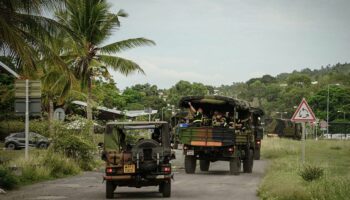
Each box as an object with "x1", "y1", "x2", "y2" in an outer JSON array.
[
  {"x1": 254, "y1": 149, "x2": 260, "y2": 160},
  {"x1": 185, "y1": 155, "x2": 196, "y2": 174},
  {"x1": 106, "y1": 181, "x2": 115, "y2": 199},
  {"x1": 243, "y1": 149, "x2": 254, "y2": 173},
  {"x1": 199, "y1": 160, "x2": 210, "y2": 171},
  {"x1": 161, "y1": 181, "x2": 171, "y2": 197},
  {"x1": 229, "y1": 157, "x2": 241, "y2": 175}
]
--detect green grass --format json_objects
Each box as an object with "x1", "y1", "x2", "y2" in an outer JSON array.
[
  {"x1": 258, "y1": 138, "x2": 350, "y2": 200},
  {"x1": 0, "y1": 147, "x2": 41, "y2": 163},
  {"x1": 0, "y1": 148, "x2": 81, "y2": 189}
]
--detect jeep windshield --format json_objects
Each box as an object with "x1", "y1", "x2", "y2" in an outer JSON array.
[{"x1": 104, "y1": 122, "x2": 170, "y2": 151}]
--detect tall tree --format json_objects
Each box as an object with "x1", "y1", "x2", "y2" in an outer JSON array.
[
  {"x1": 56, "y1": 0, "x2": 155, "y2": 122},
  {"x1": 0, "y1": 0, "x2": 66, "y2": 74}
]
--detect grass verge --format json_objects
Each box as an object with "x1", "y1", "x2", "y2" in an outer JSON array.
[
  {"x1": 0, "y1": 149, "x2": 80, "y2": 190},
  {"x1": 258, "y1": 138, "x2": 350, "y2": 200}
]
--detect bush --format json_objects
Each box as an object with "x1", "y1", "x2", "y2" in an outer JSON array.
[
  {"x1": 12, "y1": 155, "x2": 51, "y2": 184},
  {"x1": 42, "y1": 151, "x2": 80, "y2": 178},
  {"x1": 7, "y1": 150, "x2": 81, "y2": 186},
  {"x1": 299, "y1": 164, "x2": 324, "y2": 182},
  {"x1": 0, "y1": 166, "x2": 19, "y2": 189},
  {"x1": 50, "y1": 117, "x2": 97, "y2": 170}
]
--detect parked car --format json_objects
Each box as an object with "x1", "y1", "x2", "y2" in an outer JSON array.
[{"x1": 5, "y1": 132, "x2": 50, "y2": 150}]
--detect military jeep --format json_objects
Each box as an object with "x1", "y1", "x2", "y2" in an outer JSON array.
[{"x1": 102, "y1": 121, "x2": 174, "y2": 199}]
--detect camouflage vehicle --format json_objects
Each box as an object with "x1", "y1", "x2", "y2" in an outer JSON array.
[
  {"x1": 102, "y1": 121, "x2": 174, "y2": 198},
  {"x1": 250, "y1": 108, "x2": 264, "y2": 160},
  {"x1": 265, "y1": 118, "x2": 302, "y2": 139},
  {"x1": 178, "y1": 95, "x2": 263, "y2": 175}
]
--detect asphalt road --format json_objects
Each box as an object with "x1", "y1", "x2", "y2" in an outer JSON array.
[{"x1": 2, "y1": 150, "x2": 267, "y2": 200}]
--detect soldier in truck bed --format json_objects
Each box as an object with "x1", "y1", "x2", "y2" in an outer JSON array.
[{"x1": 188, "y1": 102, "x2": 204, "y2": 125}]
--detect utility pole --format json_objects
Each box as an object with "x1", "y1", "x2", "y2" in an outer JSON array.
[{"x1": 25, "y1": 79, "x2": 29, "y2": 160}]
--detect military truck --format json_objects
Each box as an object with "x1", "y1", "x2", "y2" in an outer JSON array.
[
  {"x1": 102, "y1": 121, "x2": 174, "y2": 198},
  {"x1": 265, "y1": 118, "x2": 302, "y2": 139},
  {"x1": 250, "y1": 108, "x2": 264, "y2": 160},
  {"x1": 178, "y1": 95, "x2": 262, "y2": 175}
]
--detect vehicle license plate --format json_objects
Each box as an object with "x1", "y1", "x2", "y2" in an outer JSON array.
[
  {"x1": 187, "y1": 150, "x2": 194, "y2": 156},
  {"x1": 123, "y1": 164, "x2": 135, "y2": 173}
]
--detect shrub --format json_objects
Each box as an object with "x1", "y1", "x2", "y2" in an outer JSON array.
[
  {"x1": 12, "y1": 156, "x2": 51, "y2": 184},
  {"x1": 0, "y1": 166, "x2": 19, "y2": 189},
  {"x1": 6, "y1": 150, "x2": 81, "y2": 187},
  {"x1": 50, "y1": 117, "x2": 97, "y2": 170},
  {"x1": 299, "y1": 164, "x2": 324, "y2": 182},
  {"x1": 42, "y1": 151, "x2": 80, "y2": 178}
]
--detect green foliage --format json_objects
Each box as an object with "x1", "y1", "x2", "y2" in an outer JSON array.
[
  {"x1": 0, "y1": 120, "x2": 50, "y2": 140},
  {"x1": 167, "y1": 81, "x2": 208, "y2": 105},
  {"x1": 259, "y1": 138, "x2": 350, "y2": 200},
  {"x1": 0, "y1": 165, "x2": 19, "y2": 190},
  {"x1": 0, "y1": 72, "x2": 15, "y2": 120},
  {"x1": 216, "y1": 63, "x2": 350, "y2": 120},
  {"x1": 6, "y1": 150, "x2": 80, "y2": 186},
  {"x1": 299, "y1": 164, "x2": 324, "y2": 182},
  {"x1": 50, "y1": 118, "x2": 97, "y2": 170},
  {"x1": 55, "y1": 0, "x2": 155, "y2": 122},
  {"x1": 93, "y1": 80, "x2": 125, "y2": 109},
  {"x1": 41, "y1": 151, "x2": 81, "y2": 178},
  {"x1": 16, "y1": 157, "x2": 52, "y2": 183},
  {"x1": 0, "y1": 0, "x2": 66, "y2": 74},
  {"x1": 309, "y1": 86, "x2": 350, "y2": 122}
]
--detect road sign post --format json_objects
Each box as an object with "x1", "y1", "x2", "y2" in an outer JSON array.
[
  {"x1": 15, "y1": 80, "x2": 42, "y2": 160},
  {"x1": 25, "y1": 79, "x2": 29, "y2": 160},
  {"x1": 291, "y1": 98, "x2": 316, "y2": 164}
]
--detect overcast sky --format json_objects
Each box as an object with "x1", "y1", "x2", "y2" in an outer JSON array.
[{"x1": 107, "y1": 0, "x2": 350, "y2": 89}]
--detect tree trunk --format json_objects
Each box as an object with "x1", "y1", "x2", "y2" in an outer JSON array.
[
  {"x1": 48, "y1": 98, "x2": 54, "y2": 136},
  {"x1": 86, "y1": 77, "x2": 94, "y2": 134},
  {"x1": 87, "y1": 77, "x2": 93, "y2": 121}
]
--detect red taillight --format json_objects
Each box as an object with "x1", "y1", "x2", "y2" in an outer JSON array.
[
  {"x1": 163, "y1": 166, "x2": 171, "y2": 173},
  {"x1": 256, "y1": 140, "x2": 261, "y2": 144},
  {"x1": 183, "y1": 146, "x2": 188, "y2": 150},
  {"x1": 228, "y1": 147, "x2": 234, "y2": 153},
  {"x1": 106, "y1": 167, "x2": 113, "y2": 173}
]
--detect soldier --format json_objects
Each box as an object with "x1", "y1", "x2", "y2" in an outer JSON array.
[
  {"x1": 212, "y1": 111, "x2": 227, "y2": 127},
  {"x1": 188, "y1": 102, "x2": 204, "y2": 126}
]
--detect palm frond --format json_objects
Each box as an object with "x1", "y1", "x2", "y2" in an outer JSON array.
[
  {"x1": 99, "y1": 38, "x2": 156, "y2": 54},
  {"x1": 98, "y1": 55, "x2": 145, "y2": 75}
]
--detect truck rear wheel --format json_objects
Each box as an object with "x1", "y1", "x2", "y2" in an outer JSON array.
[
  {"x1": 106, "y1": 180, "x2": 115, "y2": 199},
  {"x1": 161, "y1": 181, "x2": 171, "y2": 197},
  {"x1": 185, "y1": 155, "x2": 196, "y2": 174},
  {"x1": 200, "y1": 160, "x2": 210, "y2": 171},
  {"x1": 229, "y1": 157, "x2": 241, "y2": 175},
  {"x1": 254, "y1": 149, "x2": 260, "y2": 160},
  {"x1": 243, "y1": 149, "x2": 254, "y2": 173}
]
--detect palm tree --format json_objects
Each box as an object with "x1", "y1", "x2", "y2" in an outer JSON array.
[
  {"x1": 56, "y1": 0, "x2": 155, "y2": 122},
  {"x1": 0, "y1": 0, "x2": 67, "y2": 75}
]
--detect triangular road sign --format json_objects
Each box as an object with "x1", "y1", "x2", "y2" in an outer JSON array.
[{"x1": 291, "y1": 98, "x2": 316, "y2": 122}]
